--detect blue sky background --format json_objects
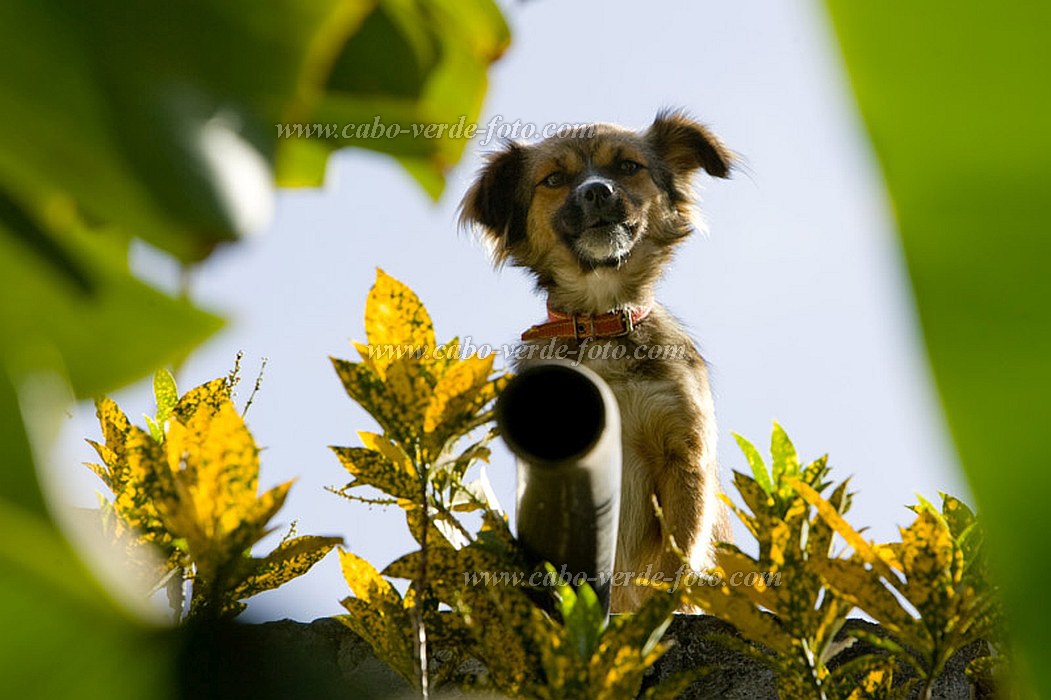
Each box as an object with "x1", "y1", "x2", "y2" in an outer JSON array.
[{"x1": 48, "y1": 0, "x2": 968, "y2": 622}]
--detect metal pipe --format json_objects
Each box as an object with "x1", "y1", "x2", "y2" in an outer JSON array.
[{"x1": 496, "y1": 363, "x2": 621, "y2": 614}]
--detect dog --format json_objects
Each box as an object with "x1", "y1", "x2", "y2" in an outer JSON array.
[{"x1": 460, "y1": 110, "x2": 734, "y2": 612}]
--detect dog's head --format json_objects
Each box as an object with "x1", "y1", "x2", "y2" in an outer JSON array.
[{"x1": 460, "y1": 110, "x2": 732, "y2": 311}]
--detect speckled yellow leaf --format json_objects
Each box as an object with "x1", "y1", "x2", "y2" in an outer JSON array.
[
  {"x1": 88, "y1": 397, "x2": 133, "y2": 489},
  {"x1": 223, "y1": 480, "x2": 293, "y2": 556},
  {"x1": 364, "y1": 269, "x2": 435, "y2": 380},
  {"x1": 715, "y1": 549, "x2": 776, "y2": 610},
  {"x1": 331, "y1": 357, "x2": 419, "y2": 446},
  {"x1": 359, "y1": 431, "x2": 415, "y2": 470},
  {"x1": 898, "y1": 510, "x2": 957, "y2": 615},
  {"x1": 338, "y1": 548, "x2": 417, "y2": 683},
  {"x1": 338, "y1": 600, "x2": 417, "y2": 685},
  {"x1": 683, "y1": 582, "x2": 794, "y2": 655},
  {"x1": 164, "y1": 402, "x2": 259, "y2": 537},
  {"x1": 118, "y1": 423, "x2": 174, "y2": 541},
  {"x1": 232, "y1": 535, "x2": 342, "y2": 600},
  {"x1": 792, "y1": 478, "x2": 897, "y2": 579},
  {"x1": 770, "y1": 421, "x2": 801, "y2": 483},
  {"x1": 170, "y1": 376, "x2": 231, "y2": 423},
  {"x1": 153, "y1": 368, "x2": 178, "y2": 424},
  {"x1": 811, "y1": 558, "x2": 915, "y2": 639},
  {"x1": 331, "y1": 446, "x2": 418, "y2": 500},
  {"x1": 424, "y1": 353, "x2": 494, "y2": 434},
  {"x1": 384, "y1": 355, "x2": 431, "y2": 434}
]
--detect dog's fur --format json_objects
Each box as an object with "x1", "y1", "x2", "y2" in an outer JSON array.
[{"x1": 460, "y1": 110, "x2": 733, "y2": 612}]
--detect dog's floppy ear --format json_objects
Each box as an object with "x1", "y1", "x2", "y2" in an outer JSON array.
[
  {"x1": 459, "y1": 143, "x2": 529, "y2": 264},
  {"x1": 646, "y1": 109, "x2": 733, "y2": 179}
]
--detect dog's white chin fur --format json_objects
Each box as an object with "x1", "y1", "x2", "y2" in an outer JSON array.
[{"x1": 573, "y1": 225, "x2": 633, "y2": 265}]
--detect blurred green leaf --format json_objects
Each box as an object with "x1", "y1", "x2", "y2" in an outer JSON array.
[
  {"x1": 275, "y1": 0, "x2": 510, "y2": 194},
  {"x1": 0, "y1": 503, "x2": 177, "y2": 700},
  {"x1": 0, "y1": 0, "x2": 511, "y2": 695},
  {"x1": 0, "y1": 0, "x2": 362, "y2": 261},
  {"x1": 0, "y1": 219, "x2": 223, "y2": 399},
  {"x1": 825, "y1": 1, "x2": 1050, "y2": 694}
]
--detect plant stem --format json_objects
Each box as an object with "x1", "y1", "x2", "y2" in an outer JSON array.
[{"x1": 414, "y1": 456, "x2": 430, "y2": 699}]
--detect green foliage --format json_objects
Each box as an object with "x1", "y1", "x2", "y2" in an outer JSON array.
[
  {"x1": 332, "y1": 271, "x2": 690, "y2": 697},
  {"x1": 671, "y1": 425, "x2": 1003, "y2": 699},
  {"x1": 678, "y1": 425, "x2": 866, "y2": 699},
  {"x1": 278, "y1": 0, "x2": 510, "y2": 197},
  {"x1": 0, "y1": 2, "x2": 508, "y2": 695},
  {"x1": 824, "y1": 1, "x2": 1050, "y2": 694},
  {"x1": 796, "y1": 486, "x2": 1000, "y2": 699},
  {"x1": 87, "y1": 369, "x2": 342, "y2": 620}
]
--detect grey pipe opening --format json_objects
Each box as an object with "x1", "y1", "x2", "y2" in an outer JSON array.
[
  {"x1": 496, "y1": 363, "x2": 622, "y2": 616},
  {"x1": 497, "y1": 364, "x2": 606, "y2": 463}
]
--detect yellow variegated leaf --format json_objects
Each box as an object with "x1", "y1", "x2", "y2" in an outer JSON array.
[
  {"x1": 231, "y1": 535, "x2": 342, "y2": 601},
  {"x1": 599, "y1": 589, "x2": 678, "y2": 661},
  {"x1": 359, "y1": 431, "x2": 415, "y2": 471},
  {"x1": 792, "y1": 478, "x2": 898, "y2": 579},
  {"x1": 898, "y1": 510, "x2": 959, "y2": 621},
  {"x1": 714, "y1": 550, "x2": 776, "y2": 611},
  {"x1": 338, "y1": 601, "x2": 417, "y2": 684},
  {"x1": 682, "y1": 583, "x2": 794, "y2": 655},
  {"x1": 807, "y1": 480, "x2": 850, "y2": 560},
  {"x1": 352, "y1": 340, "x2": 384, "y2": 378},
  {"x1": 757, "y1": 516, "x2": 791, "y2": 570},
  {"x1": 469, "y1": 586, "x2": 549, "y2": 695},
  {"x1": 720, "y1": 493, "x2": 760, "y2": 540},
  {"x1": 118, "y1": 423, "x2": 175, "y2": 541},
  {"x1": 593, "y1": 644, "x2": 653, "y2": 698},
  {"x1": 165, "y1": 402, "x2": 260, "y2": 537},
  {"x1": 427, "y1": 335, "x2": 463, "y2": 384},
  {"x1": 642, "y1": 668, "x2": 711, "y2": 700},
  {"x1": 873, "y1": 542, "x2": 903, "y2": 571},
  {"x1": 770, "y1": 421, "x2": 801, "y2": 483},
  {"x1": 811, "y1": 558, "x2": 916, "y2": 639},
  {"x1": 813, "y1": 594, "x2": 851, "y2": 655},
  {"x1": 732, "y1": 470, "x2": 774, "y2": 520},
  {"x1": 832, "y1": 656, "x2": 896, "y2": 700},
  {"x1": 222, "y1": 480, "x2": 294, "y2": 556},
  {"x1": 364, "y1": 268, "x2": 435, "y2": 380},
  {"x1": 384, "y1": 355, "x2": 431, "y2": 435},
  {"x1": 899, "y1": 510, "x2": 955, "y2": 585},
  {"x1": 941, "y1": 493, "x2": 977, "y2": 540},
  {"x1": 153, "y1": 368, "x2": 178, "y2": 424},
  {"x1": 331, "y1": 446, "x2": 418, "y2": 500},
  {"x1": 341, "y1": 547, "x2": 409, "y2": 607},
  {"x1": 338, "y1": 548, "x2": 417, "y2": 683},
  {"x1": 331, "y1": 357, "x2": 419, "y2": 446},
  {"x1": 423, "y1": 353, "x2": 494, "y2": 434},
  {"x1": 170, "y1": 376, "x2": 231, "y2": 423},
  {"x1": 90, "y1": 397, "x2": 133, "y2": 487},
  {"x1": 83, "y1": 457, "x2": 114, "y2": 490}
]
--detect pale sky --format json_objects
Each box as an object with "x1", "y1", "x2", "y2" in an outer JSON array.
[{"x1": 49, "y1": 0, "x2": 968, "y2": 622}]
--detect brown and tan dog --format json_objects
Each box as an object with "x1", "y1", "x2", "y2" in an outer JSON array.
[{"x1": 460, "y1": 110, "x2": 734, "y2": 612}]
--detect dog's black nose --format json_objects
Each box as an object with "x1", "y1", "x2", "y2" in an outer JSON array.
[
  {"x1": 575, "y1": 178, "x2": 618, "y2": 224},
  {"x1": 580, "y1": 179, "x2": 614, "y2": 205}
]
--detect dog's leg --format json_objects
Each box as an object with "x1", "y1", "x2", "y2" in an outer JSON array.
[{"x1": 613, "y1": 384, "x2": 721, "y2": 612}]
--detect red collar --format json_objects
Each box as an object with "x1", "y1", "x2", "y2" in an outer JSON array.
[{"x1": 521, "y1": 302, "x2": 652, "y2": 341}]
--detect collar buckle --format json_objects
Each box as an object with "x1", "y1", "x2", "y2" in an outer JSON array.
[{"x1": 615, "y1": 308, "x2": 635, "y2": 337}]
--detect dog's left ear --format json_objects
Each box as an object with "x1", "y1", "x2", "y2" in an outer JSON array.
[{"x1": 646, "y1": 110, "x2": 733, "y2": 179}]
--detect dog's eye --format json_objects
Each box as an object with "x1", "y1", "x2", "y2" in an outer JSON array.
[
  {"x1": 540, "y1": 172, "x2": 566, "y2": 188},
  {"x1": 618, "y1": 160, "x2": 642, "y2": 175}
]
